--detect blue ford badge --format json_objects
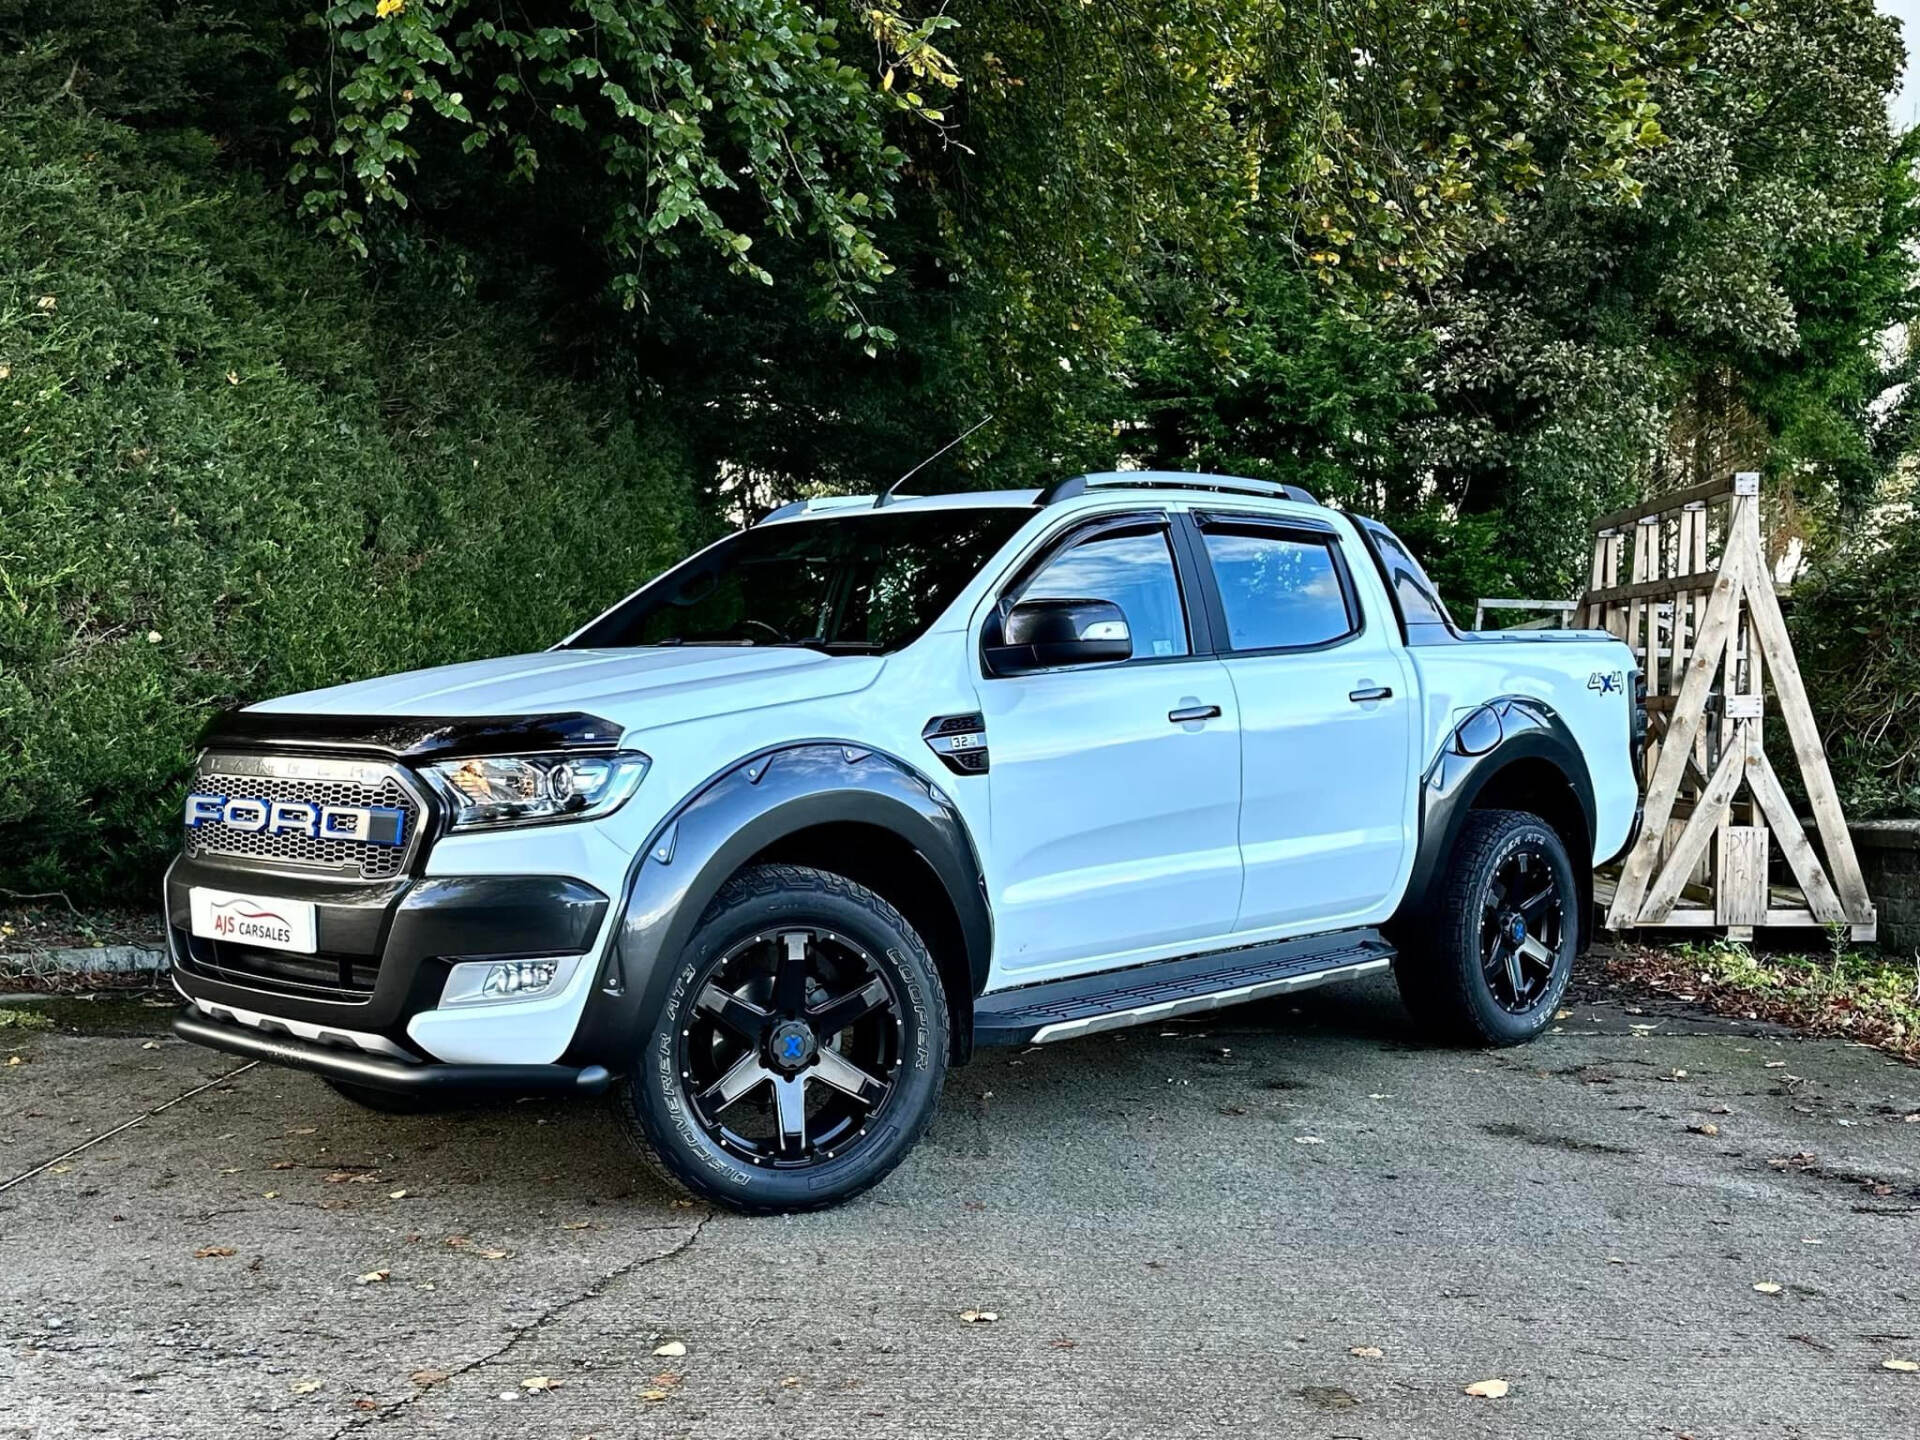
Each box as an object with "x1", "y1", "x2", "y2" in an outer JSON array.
[{"x1": 185, "y1": 793, "x2": 406, "y2": 846}]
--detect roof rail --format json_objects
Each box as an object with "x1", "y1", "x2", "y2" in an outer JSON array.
[
  {"x1": 754, "y1": 495, "x2": 875, "y2": 525},
  {"x1": 1036, "y1": 471, "x2": 1317, "y2": 507}
]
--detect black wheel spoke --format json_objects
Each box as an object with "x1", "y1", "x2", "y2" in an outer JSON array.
[
  {"x1": 772, "y1": 1075, "x2": 809, "y2": 1157},
  {"x1": 1516, "y1": 880, "x2": 1557, "y2": 921},
  {"x1": 696, "y1": 982, "x2": 771, "y2": 1043},
  {"x1": 809, "y1": 976, "x2": 890, "y2": 1040},
  {"x1": 773, "y1": 931, "x2": 811, "y2": 1014},
  {"x1": 812, "y1": 1047, "x2": 889, "y2": 1106},
  {"x1": 702, "y1": 1051, "x2": 771, "y2": 1110}
]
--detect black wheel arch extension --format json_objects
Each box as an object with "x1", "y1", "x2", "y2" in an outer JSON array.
[
  {"x1": 564, "y1": 742, "x2": 992, "y2": 1071},
  {"x1": 1394, "y1": 697, "x2": 1599, "y2": 947}
]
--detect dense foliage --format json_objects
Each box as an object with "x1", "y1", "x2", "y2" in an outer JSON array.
[
  {"x1": 2, "y1": 0, "x2": 1916, "y2": 898},
  {"x1": 0, "y1": 66, "x2": 696, "y2": 895}
]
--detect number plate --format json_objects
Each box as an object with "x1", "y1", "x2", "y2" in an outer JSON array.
[{"x1": 189, "y1": 888, "x2": 317, "y2": 954}]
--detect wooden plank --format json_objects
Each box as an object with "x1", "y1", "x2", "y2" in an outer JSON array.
[
  {"x1": 1716, "y1": 826, "x2": 1768, "y2": 926},
  {"x1": 1638, "y1": 732, "x2": 1748, "y2": 923},
  {"x1": 1591, "y1": 476, "x2": 1736, "y2": 533},
  {"x1": 1738, "y1": 511, "x2": 1877, "y2": 922},
  {"x1": 1744, "y1": 711, "x2": 1849, "y2": 924},
  {"x1": 1607, "y1": 530, "x2": 1749, "y2": 924},
  {"x1": 1582, "y1": 568, "x2": 1722, "y2": 608}
]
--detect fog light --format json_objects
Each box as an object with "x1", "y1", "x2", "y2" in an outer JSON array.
[
  {"x1": 441, "y1": 956, "x2": 575, "y2": 1007},
  {"x1": 481, "y1": 960, "x2": 557, "y2": 998}
]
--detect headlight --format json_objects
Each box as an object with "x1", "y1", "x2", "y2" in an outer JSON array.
[{"x1": 422, "y1": 750, "x2": 649, "y2": 831}]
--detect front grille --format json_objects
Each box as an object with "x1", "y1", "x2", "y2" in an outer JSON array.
[
  {"x1": 182, "y1": 932, "x2": 378, "y2": 1000},
  {"x1": 186, "y1": 752, "x2": 425, "y2": 881}
]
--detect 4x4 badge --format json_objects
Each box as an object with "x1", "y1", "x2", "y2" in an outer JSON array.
[{"x1": 1588, "y1": 670, "x2": 1624, "y2": 696}]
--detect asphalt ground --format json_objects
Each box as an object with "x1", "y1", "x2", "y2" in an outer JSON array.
[{"x1": 2, "y1": 960, "x2": 1917, "y2": 1440}]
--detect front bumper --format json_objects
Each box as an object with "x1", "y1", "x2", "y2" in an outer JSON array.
[
  {"x1": 173, "y1": 1007, "x2": 611, "y2": 1094},
  {"x1": 166, "y1": 856, "x2": 611, "y2": 1064}
]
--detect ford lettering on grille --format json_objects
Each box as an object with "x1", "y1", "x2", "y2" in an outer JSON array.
[{"x1": 185, "y1": 793, "x2": 407, "y2": 847}]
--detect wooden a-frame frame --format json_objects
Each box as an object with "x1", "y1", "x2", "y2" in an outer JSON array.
[{"x1": 1583, "y1": 473, "x2": 1875, "y2": 940}]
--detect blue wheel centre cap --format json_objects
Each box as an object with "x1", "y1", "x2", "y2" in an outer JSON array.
[
  {"x1": 1506, "y1": 913, "x2": 1528, "y2": 945},
  {"x1": 769, "y1": 1020, "x2": 816, "y2": 1071}
]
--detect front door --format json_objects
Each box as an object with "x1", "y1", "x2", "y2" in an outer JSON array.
[{"x1": 975, "y1": 514, "x2": 1243, "y2": 978}]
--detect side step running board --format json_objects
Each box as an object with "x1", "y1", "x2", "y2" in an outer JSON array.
[{"x1": 972, "y1": 931, "x2": 1395, "y2": 1047}]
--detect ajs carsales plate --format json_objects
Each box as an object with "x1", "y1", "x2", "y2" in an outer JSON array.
[{"x1": 188, "y1": 887, "x2": 317, "y2": 954}]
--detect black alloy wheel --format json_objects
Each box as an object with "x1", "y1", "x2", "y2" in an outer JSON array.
[
  {"x1": 615, "y1": 863, "x2": 948, "y2": 1213},
  {"x1": 1393, "y1": 808, "x2": 1579, "y2": 1046},
  {"x1": 679, "y1": 926, "x2": 904, "y2": 1167},
  {"x1": 1479, "y1": 844, "x2": 1567, "y2": 1015}
]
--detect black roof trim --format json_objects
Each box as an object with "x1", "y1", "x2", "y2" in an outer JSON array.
[{"x1": 1036, "y1": 473, "x2": 1318, "y2": 507}]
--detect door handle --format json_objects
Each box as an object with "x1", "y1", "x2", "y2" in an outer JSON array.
[
  {"x1": 1168, "y1": 704, "x2": 1222, "y2": 724},
  {"x1": 1347, "y1": 686, "x2": 1393, "y2": 704}
]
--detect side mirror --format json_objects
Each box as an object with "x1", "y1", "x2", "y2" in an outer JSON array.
[{"x1": 984, "y1": 598, "x2": 1132, "y2": 677}]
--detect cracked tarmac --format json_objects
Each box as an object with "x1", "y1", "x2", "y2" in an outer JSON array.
[{"x1": 2, "y1": 962, "x2": 1917, "y2": 1439}]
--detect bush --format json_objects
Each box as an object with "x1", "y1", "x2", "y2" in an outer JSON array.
[
  {"x1": 1789, "y1": 504, "x2": 1920, "y2": 820},
  {"x1": 0, "y1": 97, "x2": 699, "y2": 900}
]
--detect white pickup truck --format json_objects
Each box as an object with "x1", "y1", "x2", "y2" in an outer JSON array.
[{"x1": 168, "y1": 472, "x2": 1644, "y2": 1211}]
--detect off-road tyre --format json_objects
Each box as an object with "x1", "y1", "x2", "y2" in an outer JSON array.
[
  {"x1": 1394, "y1": 808, "x2": 1578, "y2": 1047},
  {"x1": 613, "y1": 863, "x2": 949, "y2": 1214}
]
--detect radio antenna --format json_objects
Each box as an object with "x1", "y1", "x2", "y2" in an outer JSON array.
[{"x1": 873, "y1": 415, "x2": 994, "y2": 508}]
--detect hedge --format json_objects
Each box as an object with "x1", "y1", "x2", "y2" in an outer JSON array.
[{"x1": 0, "y1": 98, "x2": 700, "y2": 900}]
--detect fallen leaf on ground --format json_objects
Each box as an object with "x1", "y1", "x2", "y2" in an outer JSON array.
[
  {"x1": 1049, "y1": 1338, "x2": 1077, "y2": 1350},
  {"x1": 270, "y1": 1160, "x2": 296, "y2": 1170},
  {"x1": 780, "y1": 1376, "x2": 802, "y2": 1388},
  {"x1": 478, "y1": 1248, "x2": 509, "y2": 1260},
  {"x1": 290, "y1": 1379, "x2": 321, "y2": 1395},
  {"x1": 1688, "y1": 1123, "x2": 1720, "y2": 1137},
  {"x1": 1293, "y1": 1136, "x2": 1325, "y2": 1145},
  {"x1": 561, "y1": 1219, "x2": 592, "y2": 1230},
  {"x1": 357, "y1": 1269, "x2": 390, "y2": 1285},
  {"x1": 410, "y1": 1369, "x2": 450, "y2": 1386},
  {"x1": 194, "y1": 1246, "x2": 235, "y2": 1259},
  {"x1": 352, "y1": 1399, "x2": 377, "y2": 1411},
  {"x1": 521, "y1": 1376, "x2": 561, "y2": 1392},
  {"x1": 1752, "y1": 1282, "x2": 1783, "y2": 1295},
  {"x1": 1349, "y1": 1345, "x2": 1384, "y2": 1359},
  {"x1": 639, "y1": 1389, "x2": 670, "y2": 1402},
  {"x1": 1764, "y1": 1060, "x2": 1787, "y2": 1068},
  {"x1": 1464, "y1": 1379, "x2": 1510, "y2": 1398},
  {"x1": 959, "y1": 1310, "x2": 999, "y2": 1323},
  {"x1": 388, "y1": 1189, "x2": 408, "y2": 1200},
  {"x1": 289, "y1": 1126, "x2": 318, "y2": 1134},
  {"x1": 650, "y1": 1372, "x2": 682, "y2": 1387},
  {"x1": 653, "y1": 1341, "x2": 687, "y2": 1358},
  {"x1": 1882, "y1": 1358, "x2": 1918, "y2": 1372}
]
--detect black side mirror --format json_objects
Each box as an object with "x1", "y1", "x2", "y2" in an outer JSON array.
[{"x1": 984, "y1": 598, "x2": 1132, "y2": 676}]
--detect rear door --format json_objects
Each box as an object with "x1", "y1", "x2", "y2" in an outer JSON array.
[
  {"x1": 974, "y1": 511, "x2": 1243, "y2": 978},
  {"x1": 1185, "y1": 511, "x2": 1417, "y2": 933}
]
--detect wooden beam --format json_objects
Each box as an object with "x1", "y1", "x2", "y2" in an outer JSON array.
[
  {"x1": 1581, "y1": 568, "x2": 1722, "y2": 608},
  {"x1": 1745, "y1": 748, "x2": 1847, "y2": 923},
  {"x1": 1591, "y1": 477, "x2": 1735, "y2": 533},
  {"x1": 1716, "y1": 827, "x2": 1768, "y2": 927}
]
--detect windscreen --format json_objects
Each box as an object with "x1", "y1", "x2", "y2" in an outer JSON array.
[{"x1": 566, "y1": 507, "x2": 1031, "y2": 653}]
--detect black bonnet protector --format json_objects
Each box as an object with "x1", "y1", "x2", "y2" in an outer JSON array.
[{"x1": 202, "y1": 709, "x2": 623, "y2": 760}]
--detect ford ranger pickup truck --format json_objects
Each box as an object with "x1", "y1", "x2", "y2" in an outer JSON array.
[{"x1": 168, "y1": 472, "x2": 1644, "y2": 1212}]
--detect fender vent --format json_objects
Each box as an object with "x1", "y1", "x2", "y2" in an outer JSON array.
[{"x1": 923, "y1": 714, "x2": 988, "y2": 775}]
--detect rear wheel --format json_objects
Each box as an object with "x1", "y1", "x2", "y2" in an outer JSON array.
[
  {"x1": 1395, "y1": 808, "x2": 1577, "y2": 1046},
  {"x1": 614, "y1": 863, "x2": 948, "y2": 1213}
]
